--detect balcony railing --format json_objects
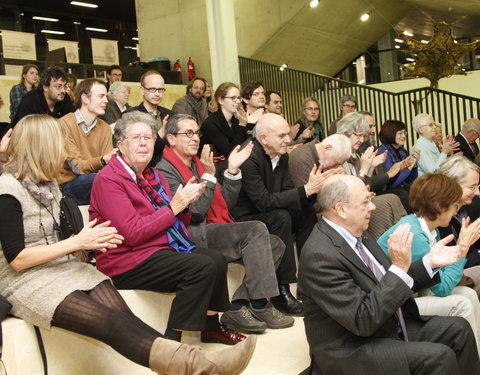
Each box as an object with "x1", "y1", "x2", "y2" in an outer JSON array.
[{"x1": 239, "y1": 56, "x2": 480, "y2": 150}]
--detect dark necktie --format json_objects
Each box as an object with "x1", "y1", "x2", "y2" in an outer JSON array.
[
  {"x1": 355, "y1": 238, "x2": 409, "y2": 341},
  {"x1": 470, "y1": 142, "x2": 479, "y2": 157}
]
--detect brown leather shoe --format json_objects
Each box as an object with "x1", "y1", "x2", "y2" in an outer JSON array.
[
  {"x1": 201, "y1": 325, "x2": 247, "y2": 345},
  {"x1": 149, "y1": 335, "x2": 257, "y2": 375}
]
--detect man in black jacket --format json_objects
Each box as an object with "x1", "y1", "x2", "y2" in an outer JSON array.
[
  {"x1": 12, "y1": 67, "x2": 74, "y2": 126},
  {"x1": 231, "y1": 113, "x2": 325, "y2": 316},
  {"x1": 455, "y1": 118, "x2": 480, "y2": 162}
]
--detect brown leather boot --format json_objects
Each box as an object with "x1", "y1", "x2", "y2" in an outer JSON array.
[{"x1": 149, "y1": 335, "x2": 256, "y2": 375}]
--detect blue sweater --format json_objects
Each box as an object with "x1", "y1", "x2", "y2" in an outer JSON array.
[
  {"x1": 377, "y1": 214, "x2": 467, "y2": 297},
  {"x1": 411, "y1": 136, "x2": 447, "y2": 176},
  {"x1": 378, "y1": 144, "x2": 417, "y2": 189}
]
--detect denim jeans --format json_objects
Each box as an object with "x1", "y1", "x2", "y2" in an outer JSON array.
[{"x1": 62, "y1": 173, "x2": 97, "y2": 205}]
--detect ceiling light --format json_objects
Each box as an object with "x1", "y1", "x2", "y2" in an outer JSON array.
[
  {"x1": 406, "y1": 57, "x2": 415, "y2": 62},
  {"x1": 281, "y1": 63, "x2": 288, "y2": 68},
  {"x1": 85, "y1": 27, "x2": 108, "y2": 32},
  {"x1": 309, "y1": 0, "x2": 319, "y2": 8},
  {"x1": 132, "y1": 37, "x2": 139, "y2": 41},
  {"x1": 71, "y1": 1, "x2": 98, "y2": 8},
  {"x1": 33, "y1": 16, "x2": 59, "y2": 22},
  {"x1": 421, "y1": 40, "x2": 429, "y2": 44},
  {"x1": 403, "y1": 31, "x2": 414, "y2": 37},
  {"x1": 454, "y1": 40, "x2": 458, "y2": 44},
  {"x1": 394, "y1": 38, "x2": 404, "y2": 43},
  {"x1": 73, "y1": 21, "x2": 81, "y2": 25},
  {"x1": 360, "y1": 13, "x2": 369, "y2": 22},
  {"x1": 395, "y1": 45, "x2": 400, "y2": 49},
  {"x1": 41, "y1": 30, "x2": 65, "y2": 35}
]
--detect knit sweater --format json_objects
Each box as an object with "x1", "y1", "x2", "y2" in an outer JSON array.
[{"x1": 57, "y1": 112, "x2": 113, "y2": 185}]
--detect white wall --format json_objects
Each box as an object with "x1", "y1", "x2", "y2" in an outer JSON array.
[{"x1": 369, "y1": 71, "x2": 480, "y2": 99}]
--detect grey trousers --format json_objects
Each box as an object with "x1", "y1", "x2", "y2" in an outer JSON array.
[{"x1": 205, "y1": 221, "x2": 284, "y2": 301}]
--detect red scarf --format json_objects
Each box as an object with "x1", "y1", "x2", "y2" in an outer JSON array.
[{"x1": 163, "y1": 146, "x2": 233, "y2": 224}]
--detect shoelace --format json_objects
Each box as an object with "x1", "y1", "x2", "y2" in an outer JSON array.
[{"x1": 241, "y1": 306, "x2": 257, "y2": 320}]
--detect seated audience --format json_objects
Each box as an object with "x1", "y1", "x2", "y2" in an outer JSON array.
[
  {"x1": 100, "y1": 81, "x2": 131, "y2": 125},
  {"x1": 66, "y1": 72, "x2": 77, "y2": 103},
  {"x1": 9, "y1": 64, "x2": 39, "y2": 122},
  {"x1": 438, "y1": 156, "x2": 480, "y2": 268},
  {"x1": 58, "y1": 78, "x2": 116, "y2": 205},
  {"x1": 264, "y1": 91, "x2": 283, "y2": 115},
  {"x1": 328, "y1": 94, "x2": 357, "y2": 135},
  {"x1": 231, "y1": 113, "x2": 323, "y2": 316},
  {"x1": 158, "y1": 114, "x2": 293, "y2": 333},
  {"x1": 124, "y1": 70, "x2": 173, "y2": 167},
  {"x1": 12, "y1": 66, "x2": 74, "y2": 126},
  {"x1": 106, "y1": 64, "x2": 122, "y2": 91},
  {"x1": 90, "y1": 111, "x2": 247, "y2": 345},
  {"x1": 357, "y1": 111, "x2": 376, "y2": 154},
  {"x1": 378, "y1": 120, "x2": 419, "y2": 190},
  {"x1": 200, "y1": 82, "x2": 250, "y2": 173},
  {"x1": 288, "y1": 134, "x2": 350, "y2": 210},
  {"x1": 239, "y1": 81, "x2": 265, "y2": 130},
  {"x1": 205, "y1": 82, "x2": 218, "y2": 116},
  {"x1": 411, "y1": 113, "x2": 458, "y2": 175},
  {"x1": 455, "y1": 119, "x2": 480, "y2": 162},
  {"x1": 0, "y1": 114, "x2": 255, "y2": 375},
  {"x1": 378, "y1": 173, "x2": 480, "y2": 347},
  {"x1": 291, "y1": 97, "x2": 323, "y2": 143},
  {"x1": 337, "y1": 112, "x2": 410, "y2": 213},
  {"x1": 298, "y1": 173, "x2": 479, "y2": 375},
  {"x1": 172, "y1": 77, "x2": 209, "y2": 125}
]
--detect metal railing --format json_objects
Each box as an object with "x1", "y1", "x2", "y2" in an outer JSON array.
[{"x1": 239, "y1": 57, "x2": 480, "y2": 150}]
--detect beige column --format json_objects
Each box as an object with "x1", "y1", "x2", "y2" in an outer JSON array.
[{"x1": 205, "y1": 0, "x2": 240, "y2": 88}]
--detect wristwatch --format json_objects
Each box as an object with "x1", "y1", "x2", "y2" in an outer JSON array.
[{"x1": 100, "y1": 157, "x2": 107, "y2": 166}]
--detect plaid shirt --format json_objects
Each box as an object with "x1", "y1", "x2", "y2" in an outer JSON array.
[{"x1": 9, "y1": 84, "x2": 28, "y2": 121}]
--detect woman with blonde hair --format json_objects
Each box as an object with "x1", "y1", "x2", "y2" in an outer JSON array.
[
  {"x1": 0, "y1": 114, "x2": 255, "y2": 375},
  {"x1": 9, "y1": 64, "x2": 39, "y2": 121}
]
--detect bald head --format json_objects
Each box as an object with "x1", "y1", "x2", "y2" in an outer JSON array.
[
  {"x1": 320, "y1": 174, "x2": 375, "y2": 236},
  {"x1": 256, "y1": 113, "x2": 291, "y2": 157},
  {"x1": 255, "y1": 113, "x2": 288, "y2": 139}
]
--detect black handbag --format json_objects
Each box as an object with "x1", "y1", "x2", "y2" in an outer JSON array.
[{"x1": 59, "y1": 196, "x2": 95, "y2": 263}]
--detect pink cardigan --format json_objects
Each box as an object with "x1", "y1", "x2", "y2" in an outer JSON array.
[{"x1": 89, "y1": 155, "x2": 192, "y2": 277}]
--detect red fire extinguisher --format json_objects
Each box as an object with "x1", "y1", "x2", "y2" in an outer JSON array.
[
  {"x1": 173, "y1": 59, "x2": 183, "y2": 83},
  {"x1": 187, "y1": 57, "x2": 195, "y2": 81}
]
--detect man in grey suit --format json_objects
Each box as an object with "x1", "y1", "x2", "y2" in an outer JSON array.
[{"x1": 298, "y1": 174, "x2": 480, "y2": 374}]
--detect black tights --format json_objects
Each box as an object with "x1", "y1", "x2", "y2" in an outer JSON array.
[{"x1": 52, "y1": 281, "x2": 162, "y2": 367}]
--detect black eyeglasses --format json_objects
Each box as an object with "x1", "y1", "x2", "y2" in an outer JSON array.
[
  {"x1": 171, "y1": 130, "x2": 202, "y2": 138},
  {"x1": 142, "y1": 86, "x2": 166, "y2": 94}
]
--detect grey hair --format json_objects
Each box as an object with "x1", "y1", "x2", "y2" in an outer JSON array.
[
  {"x1": 358, "y1": 110, "x2": 373, "y2": 117},
  {"x1": 164, "y1": 114, "x2": 197, "y2": 145},
  {"x1": 412, "y1": 113, "x2": 434, "y2": 134},
  {"x1": 461, "y1": 118, "x2": 480, "y2": 133},
  {"x1": 336, "y1": 112, "x2": 369, "y2": 136},
  {"x1": 113, "y1": 111, "x2": 156, "y2": 145},
  {"x1": 438, "y1": 155, "x2": 480, "y2": 184},
  {"x1": 108, "y1": 81, "x2": 129, "y2": 101},
  {"x1": 322, "y1": 134, "x2": 352, "y2": 160},
  {"x1": 340, "y1": 95, "x2": 357, "y2": 107},
  {"x1": 317, "y1": 178, "x2": 350, "y2": 212},
  {"x1": 302, "y1": 97, "x2": 320, "y2": 111}
]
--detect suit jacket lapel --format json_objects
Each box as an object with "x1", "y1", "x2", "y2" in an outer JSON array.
[{"x1": 319, "y1": 220, "x2": 378, "y2": 283}]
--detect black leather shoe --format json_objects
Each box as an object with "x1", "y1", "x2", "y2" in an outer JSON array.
[{"x1": 270, "y1": 284, "x2": 303, "y2": 316}]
